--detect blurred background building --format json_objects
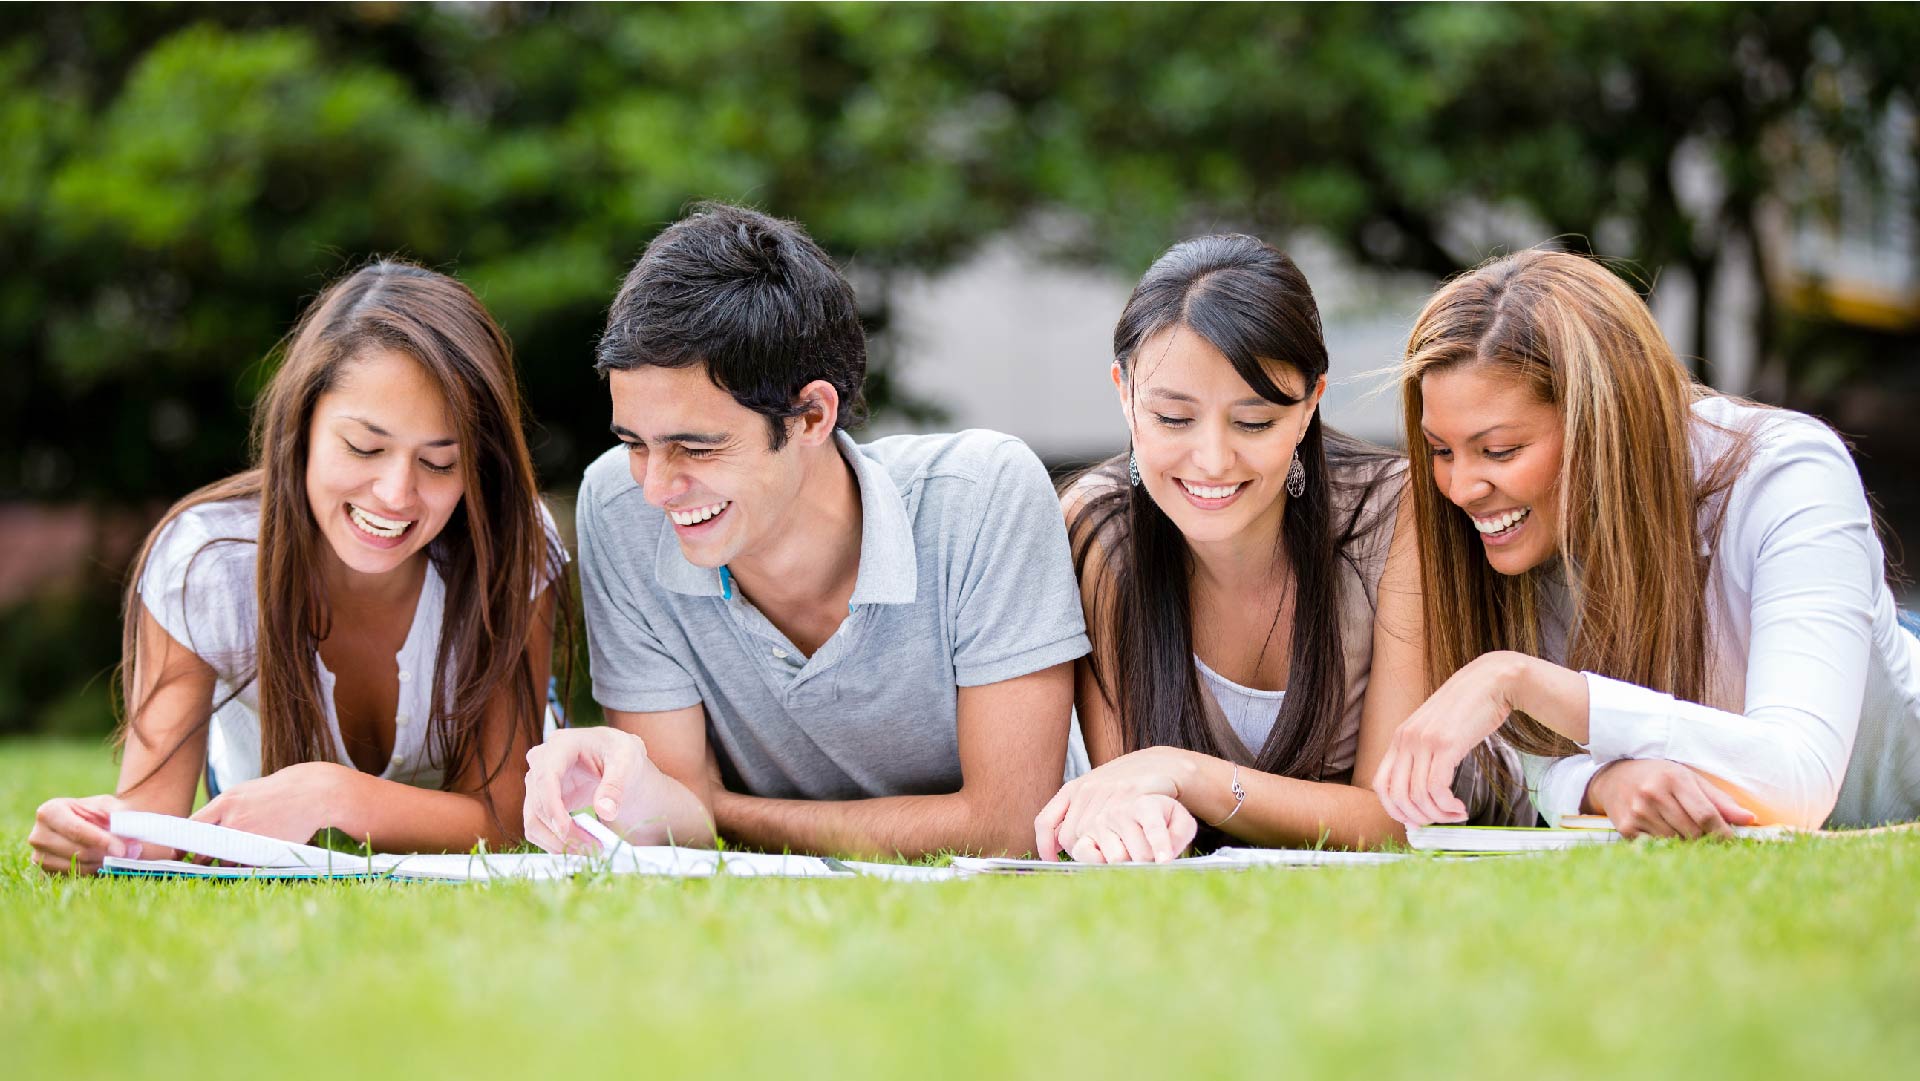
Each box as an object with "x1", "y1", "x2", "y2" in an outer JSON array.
[{"x1": 2, "y1": 3, "x2": 1916, "y2": 734}]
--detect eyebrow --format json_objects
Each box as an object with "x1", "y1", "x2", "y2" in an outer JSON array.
[
  {"x1": 346, "y1": 416, "x2": 457, "y2": 448},
  {"x1": 609, "y1": 423, "x2": 729, "y2": 444},
  {"x1": 1143, "y1": 388, "x2": 1282, "y2": 409},
  {"x1": 1422, "y1": 423, "x2": 1519, "y2": 444}
]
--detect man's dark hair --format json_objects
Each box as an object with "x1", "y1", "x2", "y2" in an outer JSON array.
[{"x1": 595, "y1": 202, "x2": 869, "y2": 449}]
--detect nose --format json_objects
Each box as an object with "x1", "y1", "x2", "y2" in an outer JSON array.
[
  {"x1": 371, "y1": 455, "x2": 419, "y2": 511},
  {"x1": 1191, "y1": 420, "x2": 1234, "y2": 478},
  {"x1": 638, "y1": 451, "x2": 688, "y2": 508},
  {"x1": 1441, "y1": 456, "x2": 1493, "y2": 508}
]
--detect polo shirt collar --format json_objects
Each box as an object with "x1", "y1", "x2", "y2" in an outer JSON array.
[{"x1": 652, "y1": 430, "x2": 918, "y2": 605}]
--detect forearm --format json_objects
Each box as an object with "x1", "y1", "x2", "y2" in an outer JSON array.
[
  {"x1": 325, "y1": 768, "x2": 524, "y2": 853},
  {"x1": 610, "y1": 766, "x2": 718, "y2": 848},
  {"x1": 1503, "y1": 653, "x2": 1593, "y2": 746},
  {"x1": 1168, "y1": 750, "x2": 1407, "y2": 850},
  {"x1": 713, "y1": 788, "x2": 1030, "y2": 860}
]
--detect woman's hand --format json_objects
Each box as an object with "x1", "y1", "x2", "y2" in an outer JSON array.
[
  {"x1": 189, "y1": 761, "x2": 349, "y2": 844},
  {"x1": 29, "y1": 794, "x2": 166, "y2": 875},
  {"x1": 1034, "y1": 747, "x2": 1199, "y2": 863},
  {"x1": 1372, "y1": 651, "x2": 1538, "y2": 826},
  {"x1": 1587, "y1": 759, "x2": 1757, "y2": 839}
]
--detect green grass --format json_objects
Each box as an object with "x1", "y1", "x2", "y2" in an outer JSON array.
[{"x1": 3, "y1": 736, "x2": 1916, "y2": 1081}]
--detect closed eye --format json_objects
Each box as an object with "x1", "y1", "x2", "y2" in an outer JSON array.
[
  {"x1": 1484, "y1": 447, "x2": 1522, "y2": 461},
  {"x1": 1428, "y1": 445, "x2": 1452, "y2": 460},
  {"x1": 344, "y1": 439, "x2": 376, "y2": 458},
  {"x1": 420, "y1": 459, "x2": 456, "y2": 475},
  {"x1": 1234, "y1": 420, "x2": 1276, "y2": 433},
  {"x1": 1152, "y1": 414, "x2": 1192, "y2": 429}
]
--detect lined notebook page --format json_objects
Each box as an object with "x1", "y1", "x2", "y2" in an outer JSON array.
[{"x1": 110, "y1": 811, "x2": 383, "y2": 871}]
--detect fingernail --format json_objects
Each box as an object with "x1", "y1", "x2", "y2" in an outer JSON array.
[
  {"x1": 596, "y1": 798, "x2": 616, "y2": 817},
  {"x1": 126, "y1": 842, "x2": 142, "y2": 860}
]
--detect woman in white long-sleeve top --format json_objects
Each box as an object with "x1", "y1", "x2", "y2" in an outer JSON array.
[{"x1": 1371, "y1": 248, "x2": 1920, "y2": 836}]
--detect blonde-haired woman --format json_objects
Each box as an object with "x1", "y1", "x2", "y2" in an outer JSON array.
[{"x1": 1372, "y1": 248, "x2": 1920, "y2": 836}]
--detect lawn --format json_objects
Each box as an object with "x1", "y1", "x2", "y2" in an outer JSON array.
[{"x1": 3, "y1": 735, "x2": 1916, "y2": 1081}]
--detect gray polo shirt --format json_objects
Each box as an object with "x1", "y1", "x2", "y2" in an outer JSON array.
[{"x1": 577, "y1": 428, "x2": 1091, "y2": 801}]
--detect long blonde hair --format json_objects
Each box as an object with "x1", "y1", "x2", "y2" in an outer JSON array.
[{"x1": 1401, "y1": 249, "x2": 1750, "y2": 758}]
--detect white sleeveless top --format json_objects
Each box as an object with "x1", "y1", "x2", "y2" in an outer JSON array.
[
  {"x1": 138, "y1": 497, "x2": 561, "y2": 790},
  {"x1": 1193, "y1": 653, "x2": 1286, "y2": 755}
]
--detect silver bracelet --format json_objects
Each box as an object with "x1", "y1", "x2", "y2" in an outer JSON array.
[{"x1": 1211, "y1": 762, "x2": 1247, "y2": 827}]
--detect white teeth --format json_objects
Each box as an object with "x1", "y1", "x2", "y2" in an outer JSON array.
[
  {"x1": 1179, "y1": 480, "x2": 1245, "y2": 500},
  {"x1": 669, "y1": 501, "x2": 729, "y2": 527},
  {"x1": 1471, "y1": 507, "x2": 1531, "y2": 535},
  {"x1": 348, "y1": 504, "x2": 411, "y2": 538}
]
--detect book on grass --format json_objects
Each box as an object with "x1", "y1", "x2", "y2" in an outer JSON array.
[
  {"x1": 97, "y1": 811, "x2": 867, "y2": 881},
  {"x1": 950, "y1": 846, "x2": 1407, "y2": 875},
  {"x1": 1406, "y1": 818, "x2": 1794, "y2": 854}
]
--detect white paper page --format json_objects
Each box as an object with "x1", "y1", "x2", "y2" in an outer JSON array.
[
  {"x1": 716, "y1": 850, "x2": 848, "y2": 878},
  {"x1": 1407, "y1": 823, "x2": 1790, "y2": 853},
  {"x1": 1202, "y1": 847, "x2": 1408, "y2": 867},
  {"x1": 835, "y1": 861, "x2": 963, "y2": 883},
  {"x1": 110, "y1": 811, "x2": 384, "y2": 871}
]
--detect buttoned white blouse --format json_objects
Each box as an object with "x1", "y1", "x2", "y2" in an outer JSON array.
[
  {"x1": 1526, "y1": 396, "x2": 1920, "y2": 830},
  {"x1": 139, "y1": 497, "x2": 561, "y2": 792}
]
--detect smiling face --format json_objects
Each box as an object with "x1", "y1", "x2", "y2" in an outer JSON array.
[
  {"x1": 1119, "y1": 326, "x2": 1325, "y2": 550},
  {"x1": 609, "y1": 364, "x2": 816, "y2": 569},
  {"x1": 1419, "y1": 363, "x2": 1566, "y2": 576},
  {"x1": 304, "y1": 348, "x2": 465, "y2": 581}
]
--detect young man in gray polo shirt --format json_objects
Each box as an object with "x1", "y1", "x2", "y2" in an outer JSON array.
[{"x1": 523, "y1": 203, "x2": 1091, "y2": 858}]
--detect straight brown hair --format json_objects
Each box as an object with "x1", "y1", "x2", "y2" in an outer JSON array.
[
  {"x1": 117, "y1": 260, "x2": 568, "y2": 795},
  {"x1": 1401, "y1": 249, "x2": 1753, "y2": 759}
]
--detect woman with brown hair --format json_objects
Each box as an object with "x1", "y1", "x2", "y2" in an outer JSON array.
[
  {"x1": 1034, "y1": 234, "x2": 1522, "y2": 864},
  {"x1": 29, "y1": 261, "x2": 567, "y2": 873},
  {"x1": 1373, "y1": 248, "x2": 1920, "y2": 836}
]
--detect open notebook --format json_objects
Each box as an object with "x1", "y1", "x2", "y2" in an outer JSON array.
[
  {"x1": 100, "y1": 811, "x2": 872, "y2": 882},
  {"x1": 950, "y1": 847, "x2": 1407, "y2": 874},
  {"x1": 96, "y1": 812, "x2": 1417, "y2": 881},
  {"x1": 1406, "y1": 816, "x2": 1795, "y2": 854}
]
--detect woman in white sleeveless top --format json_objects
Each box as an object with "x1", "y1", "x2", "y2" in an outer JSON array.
[
  {"x1": 1035, "y1": 234, "x2": 1522, "y2": 864},
  {"x1": 1374, "y1": 249, "x2": 1920, "y2": 836},
  {"x1": 29, "y1": 262, "x2": 567, "y2": 873}
]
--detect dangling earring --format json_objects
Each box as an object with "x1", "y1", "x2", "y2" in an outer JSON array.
[
  {"x1": 1128, "y1": 449, "x2": 1141, "y2": 487},
  {"x1": 1285, "y1": 454, "x2": 1306, "y2": 498}
]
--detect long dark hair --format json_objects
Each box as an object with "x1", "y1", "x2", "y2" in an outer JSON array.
[
  {"x1": 118, "y1": 260, "x2": 570, "y2": 802},
  {"x1": 1070, "y1": 234, "x2": 1394, "y2": 788}
]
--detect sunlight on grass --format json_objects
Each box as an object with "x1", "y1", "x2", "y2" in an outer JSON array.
[{"x1": 3, "y1": 737, "x2": 1916, "y2": 1081}]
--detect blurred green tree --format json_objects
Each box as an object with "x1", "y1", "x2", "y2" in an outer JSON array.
[{"x1": 1, "y1": 2, "x2": 1913, "y2": 734}]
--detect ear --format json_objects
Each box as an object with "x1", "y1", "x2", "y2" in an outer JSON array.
[
  {"x1": 1110, "y1": 361, "x2": 1134, "y2": 430},
  {"x1": 789, "y1": 379, "x2": 841, "y2": 448},
  {"x1": 1302, "y1": 374, "x2": 1329, "y2": 433}
]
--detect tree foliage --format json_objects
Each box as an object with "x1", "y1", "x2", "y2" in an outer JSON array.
[{"x1": 4, "y1": 2, "x2": 1915, "y2": 503}]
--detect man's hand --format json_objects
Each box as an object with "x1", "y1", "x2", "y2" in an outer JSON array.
[{"x1": 523, "y1": 727, "x2": 668, "y2": 852}]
